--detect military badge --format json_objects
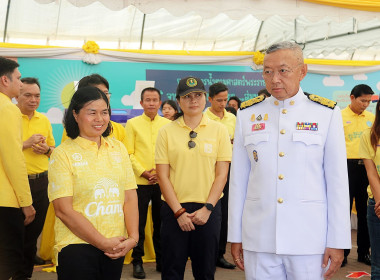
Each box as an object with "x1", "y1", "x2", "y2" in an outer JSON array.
[
  {"x1": 251, "y1": 114, "x2": 255, "y2": 122},
  {"x1": 186, "y1": 77, "x2": 197, "y2": 87},
  {"x1": 252, "y1": 123, "x2": 265, "y2": 131},
  {"x1": 264, "y1": 114, "x2": 268, "y2": 121},
  {"x1": 256, "y1": 114, "x2": 262, "y2": 121},
  {"x1": 253, "y1": 150, "x2": 258, "y2": 162},
  {"x1": 296, "y1": 122, "x2": 318, "y2": 131}
]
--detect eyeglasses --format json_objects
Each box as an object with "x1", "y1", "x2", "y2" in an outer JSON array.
[
  {"x1": 262, "y1": 65, "x2": 302, "y2": 80},
  {"x1": 188, "y1": 130, "x2": 197, "y2": 149},
  {"x1": 181, "y1": 92, "x2": 204, "y2": 102}
]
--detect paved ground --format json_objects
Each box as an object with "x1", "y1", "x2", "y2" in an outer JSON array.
[{"x1": 31, "y1": 230, "x2": 371, "y2": 279}]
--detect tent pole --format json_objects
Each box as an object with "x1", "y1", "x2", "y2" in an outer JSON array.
[
  {"x1": 139, "y1": 14, "x2": 146, "y2": 50},
  {"x1": 3, "y1": 0, "x2": 11, "y2": 43},
  {"x1": 253, "y1": 21, "x2": 264, "y2": 51}
]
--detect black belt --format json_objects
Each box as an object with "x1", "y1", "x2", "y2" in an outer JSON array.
[
  {"x1": 28, "y1": 171, "x2": 48, "y2": 180},
  {"x1": 347, "y1": 159, "x2": 364, "y2": 165}
]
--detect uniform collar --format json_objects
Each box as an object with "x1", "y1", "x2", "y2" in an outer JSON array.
[
  {"x1": 0, "y1": 91, "x2": 11, "y2": 101},
  {"x1": 346, "y1": 105, "x2": 367, "y2": 117},
  {"x1": 73, "y1": 136, "x2": 111, "y2": 149},
  {"x1": 21, "y1": 110, "x2": 39, "y2": 120},
  {"x1": 142, "y1": 112, "x2": 159, "y2": 122},
  {"x1": 270, "y1": 88, "x2": 306, "y2": 108},
  {"x1": 176, "y1": 114, "x2": 209, "y2": 130},
  {"x1": 205, "y1": 107, "x2": 230, "y2": 120}
]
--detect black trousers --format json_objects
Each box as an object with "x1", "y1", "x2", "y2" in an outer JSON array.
[
  {"x1": 161, "y1": 201, "x2": 222, "y2": 280},
  {"x1": 131, "y1": 184, "x2": 162, "y2": 265},
  {"x1": 18, "y1": 176, "x2": 49, "y2": 278},
  {"x1": 345, "y1": 159, "x2": 371, "y2": 257},
  {"x1": 57, "y1": 244, "x2": 124, "y2": 280},
  {"x1": 0, "y1": 207, "x2": 25, "y2": 280},
  {"x1": 218, "y1": 166, "x2": 230, "y2": 257}
]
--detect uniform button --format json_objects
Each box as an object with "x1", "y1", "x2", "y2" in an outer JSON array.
[
  {"x1": 278, "y1": 174, "x2": 284, "y2": 180},
  {"x1": 290, "y1": 100, "x2": 295, "y2": 105},
  {"x1": 274, "y1": 101, "x2": 279, "y2": 106},
  {"x1": 278, "y1": 198, "x2": 284, "y2": 204},
  {"x1": 282, "y1": 109, "x2": 287, "y2": 114},
  {"x1": 280, "y1": 129, "x2": 286, "y2": 134},
  {"x1": 279, "y1": 152, "x2": 285, "y2": 157}
]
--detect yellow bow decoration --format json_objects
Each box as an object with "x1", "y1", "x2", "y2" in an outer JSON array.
[
  {"x1": 82, "y1": 41, "x2": 99, "y2": 54},
  {"x1": 253, "y1": 51, "x2": 265, "y2": 65}
]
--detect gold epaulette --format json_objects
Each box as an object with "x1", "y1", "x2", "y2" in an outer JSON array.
[
  {"x1": 240, "y1": 95, "x2": 265, "y2": 110},
  {"x1": 305, "y1": 93, "x2": 336, "y2": 109}
]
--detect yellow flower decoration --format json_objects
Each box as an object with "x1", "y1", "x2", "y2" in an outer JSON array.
[
  {"x1": 253, "y1": 51, "x2": 265, "y2": 65},
  {"x1": 82, "y1": 41, "x2": 99, "y2": 54}
]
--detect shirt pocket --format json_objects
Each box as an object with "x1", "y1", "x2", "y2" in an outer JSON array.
[
  {"x1": 244, "y1": 133, "x2": 269, "y2": 147},
  {"x1": 199, "y1": 139, "x2": 217, "y2": 158},
  {"x1": 292, "y1": 132, "x2": 322, "y2": 146}
]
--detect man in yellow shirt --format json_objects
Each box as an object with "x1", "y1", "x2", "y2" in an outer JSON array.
[
  {"x1": 341, "y1": 84, "x2": 375, "y2": 267},
  {"x1": 0, "y1": 57, "x2": 35, "y2": 279},
  {"x1": 61, "y1": 74, "x2": 126, "y2": 144},
  {"x1": 15, "y1": 77, "x2": 55, "y2": 278},
  {"x1": 125, "y1": 87, "x2": 171, "y2": 279},
  {"x1": 204, "y1": 82, "x2": 236, "y2": 269}
]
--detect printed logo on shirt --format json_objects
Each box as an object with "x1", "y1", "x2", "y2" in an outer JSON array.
[
  {"x1": 367, "y1": 121, "x2": 373, "y2": 127},
  {"x1": 110, "y1": 151, "x2": 122, "y2": 163},
  {"x1": 204, "y1": 143, "x2": 213, "y2": 154},
  {"x1": 85, "y1": 177, "x2": 123, "y2": 218},
  {"x1": 71, "y1": 152, "x2": 88, "y2": 167}
]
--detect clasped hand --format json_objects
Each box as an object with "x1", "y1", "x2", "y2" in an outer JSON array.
[
  {"x1": 101, "y1": 236, "x2": 136, "y2": 259},
  {"x1": 177, "y1": 207, "x2": 211, "y2": 232}
]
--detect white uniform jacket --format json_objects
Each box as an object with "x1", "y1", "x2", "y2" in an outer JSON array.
[{"x1": 228, "y1": 88, "x2": 351, "y2": 255}]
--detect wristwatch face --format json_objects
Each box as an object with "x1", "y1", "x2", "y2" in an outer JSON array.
[{"x1": 205, "y1": 203, "x2": 214, "y2": 211}]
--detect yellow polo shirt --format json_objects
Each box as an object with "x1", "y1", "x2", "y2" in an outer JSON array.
[
  {"x1": 359, "y1": 129, "x2": 380, "y2": 199},
  {"x1": 21, "y1": 111, "x2": 55, "y2": 174},
  {"x1": 342, "y1": 106, "x2": 374, "y2": 159},
  {"x1": 204, "y1": 108, "x2": 236, "y2": 141},
  {"x1": 48, "y1": 136, "x2": 137, "y2": 261},
  {"x1": 124, "y1": 113, "x2": 171, "y2": 185},
  {"x1": 61, "y1": 120, "x2": 126, "y2": 144},
  {"x1": 155, "y1": 115, "x2": 232, "y2": 203},
  {"x1": 0, "y1": 92, "x2": 32, "y2": 208}
]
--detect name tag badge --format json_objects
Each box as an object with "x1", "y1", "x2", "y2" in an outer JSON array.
[
  {"x1": 296, "y1": 122, "x2": 318, "y2": 131},
  {"x1": 252, "y1": 123, "x2": 265, "y2": 131}
]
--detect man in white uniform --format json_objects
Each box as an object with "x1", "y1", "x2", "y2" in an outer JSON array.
[{"x1": 228, "y1": 41, "x2": 351, "y2": 280}]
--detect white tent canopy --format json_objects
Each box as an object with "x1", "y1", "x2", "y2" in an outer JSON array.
[{"x1": 1, "y1": 0, "x2": 380, "y2": 61}]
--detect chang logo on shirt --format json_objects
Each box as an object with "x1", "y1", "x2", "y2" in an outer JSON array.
[{"x1": 85, "y1": 177, "x2": 123, "y2": 217}]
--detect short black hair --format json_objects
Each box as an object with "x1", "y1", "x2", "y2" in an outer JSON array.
[
  {"x1": 225, "y1": 106, "x2": 237, "y2": 116},
  {"x1": 209, "y1": 82, "x2": 228, "y2": 98},
  {"x1": 228, "y1": 96, "x2": 241, "y2": 108},
  {"x1": 21, "y1": 77, "x2": 41, "y2": 90},
  {"x1": 0, "y1": 57, "x2": 19, "y2": 79},
  {"x1": 161, "y1": 99, "x2": 178, "y2": 112},
  {"x1": 141, "y1": 87, "x2": 161, "y2": 101},
  {"x1": 64, "y1": 86, "x2": 112, "y2": 139},
  {"x1": 78, "y1": 74, "x2": 109, "y2": 90},
  {"x1": 351, "y1": 84, "x2": 374, "y2": 98}
]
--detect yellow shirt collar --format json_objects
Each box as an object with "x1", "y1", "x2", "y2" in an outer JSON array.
[
  {"x1": 176, "y1": 114, "x2": 209, "y2": 130},
  {"x1": 346, "y1": 105, "x2": 367, "y2": 117},
  {"x1": 73, "y1": 136, "x2": 111, "y2": 149}
]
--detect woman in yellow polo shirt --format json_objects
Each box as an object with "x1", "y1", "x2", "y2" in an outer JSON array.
[
  {"x1": 156, "y1": 77, "x2": 232, "y2": 279},
  {"x1": 359, "y1": 99, "x2": 380, "y2": 279},
  {"x1": 48, "y1": 86, "x2": 139, "y2": 280}
]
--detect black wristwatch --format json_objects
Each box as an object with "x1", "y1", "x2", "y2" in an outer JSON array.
[{"x1": 204, "y1": 203, "x2": 214, "y2": 212}]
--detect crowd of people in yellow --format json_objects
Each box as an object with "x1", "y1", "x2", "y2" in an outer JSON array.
[{"x1": 0, "y1": 40, "x2": 379, "y2": 280}]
